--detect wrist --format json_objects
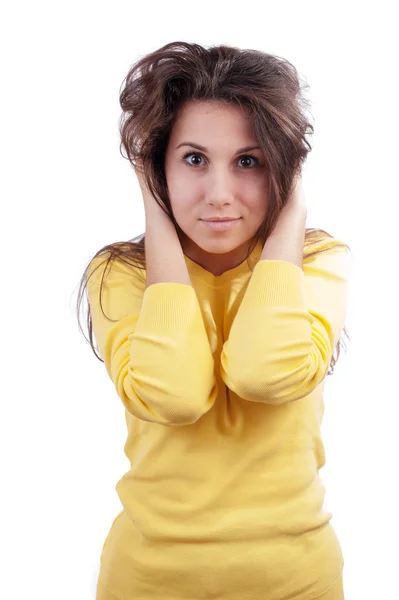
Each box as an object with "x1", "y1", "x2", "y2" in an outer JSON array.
[{"x1": 145, "y1": 203, "x2": 175, "y2": 231}]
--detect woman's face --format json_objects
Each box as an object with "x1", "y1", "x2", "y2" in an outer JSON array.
[{"x1": 164, "y1": 100, "x2": 269, "y2": 275}]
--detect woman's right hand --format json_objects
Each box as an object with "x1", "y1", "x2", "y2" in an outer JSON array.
[
  {"x1": 134, "y1": 159, "x2": 170, "y2": 220},
  {"x1": 134, "y1": 159, "x2": 152, "y2": 208}
]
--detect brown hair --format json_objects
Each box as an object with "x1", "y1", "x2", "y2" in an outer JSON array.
[{"x1": 76, "y1": 41, "x2": 352, "y2": 375}]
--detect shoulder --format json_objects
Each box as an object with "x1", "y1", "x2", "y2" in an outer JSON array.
[
  {"x1": 86, "y1": 249, "x2": 146, "y2": 291},
  {"x1": 303, "y1": 235, "x2": 353, "y2": 284}
]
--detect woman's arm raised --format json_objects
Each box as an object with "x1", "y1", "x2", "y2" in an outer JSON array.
[
  {"x1": 135, "y1": 163, "x2": 192, "y2": 288},
  {"x1": 220, "y1": 174, "x2": 351, "y2": 405},
  {"x1": 259, "y1": 172, "x2": 307, "y2": 268},
  {"x1": 86, "y1": 166, "x2": 217, "y2": 426}
]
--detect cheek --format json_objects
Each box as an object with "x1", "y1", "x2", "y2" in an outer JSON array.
[
  {"x1": 169, "y1": 195, "x2": 194, "y2": 222},
  {"x1": 169, "y1": 177, "x2": 195, "y2": 206},
  {"x1": 169, "y1": 182, "x2": 200, "y2": 214},
  {"x1": 247, "y1": 193, "x2": 268, "y2": 218}
]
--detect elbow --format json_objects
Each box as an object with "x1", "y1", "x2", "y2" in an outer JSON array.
[
  {"x1": 227, "y1": 373, "x2": 288, "y2": 406},
  {"x1": 143, "y1": 392, "x2": 215, "y2": 426},
  {"x1": 160, "y1": 401, "x2": 213, "y2": 426},
  {"x1": 118, "y1": 368, "x2": 217, "y2": 426},
  {"x1": 231, "y1": 375, "x2": 305, "y2": 405},
  {"x1": 222, "y1": 330, "x2": 333, "y2": 405},
  {"x1": 226, "y1": 358, "x2": 329, "y2": 406}
]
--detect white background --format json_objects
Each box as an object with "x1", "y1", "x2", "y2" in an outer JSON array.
[{"x1": 1, "y1": 1, "x2": 398, "y2": 598}]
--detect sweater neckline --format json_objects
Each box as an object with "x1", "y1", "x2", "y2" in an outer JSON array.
[{"x1": 183, "y1": 240, "x2": 264, "y2": 287}]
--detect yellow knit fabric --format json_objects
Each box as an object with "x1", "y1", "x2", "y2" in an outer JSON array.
[{"x1": 87, "y1": 238, "x2": 352, "y2": 600}]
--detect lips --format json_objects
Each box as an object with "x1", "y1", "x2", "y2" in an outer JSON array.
[
  {"x1": 201, "y1": 218, "x2": 240, "y2": 222},
  {"x1": 200, "y1": 218, "x2": 241, "y2": 231}
]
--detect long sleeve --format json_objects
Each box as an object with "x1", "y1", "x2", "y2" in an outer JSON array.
[
  {"x1": 86, "y1": 254, "x2": 217, "y2": 425},
  {"x1": 220, "y1": 246, "x2": 352, "y2": 405}
]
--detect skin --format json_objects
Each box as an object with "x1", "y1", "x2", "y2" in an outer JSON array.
[{"x1": 164, "y1": 100, "x2": 270, "y2": 276}]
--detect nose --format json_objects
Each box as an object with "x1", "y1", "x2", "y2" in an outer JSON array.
[{"x1": 204, "y1": 170, "x2": 235, "y2": 207}]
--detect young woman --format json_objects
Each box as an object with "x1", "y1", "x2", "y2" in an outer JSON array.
[{"x1": 77, "y1": 41, "x2": 351, "y2": 600}]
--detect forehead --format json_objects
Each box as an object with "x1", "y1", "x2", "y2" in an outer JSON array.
[{"x1": 169, "y1": 100, "x2": 256, "y2": 144}]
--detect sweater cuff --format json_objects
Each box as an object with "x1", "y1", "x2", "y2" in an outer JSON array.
[
  {"x1": 133, "y1": 282, "x2": 202, "y2": 331},
  {"x1": 241, "y1": 260, "x2": 306, "y2": 310}
]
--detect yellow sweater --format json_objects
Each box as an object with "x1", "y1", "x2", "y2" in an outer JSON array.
[{"x1": 87, "y1": 238, "x2": 352, "y2": 600}]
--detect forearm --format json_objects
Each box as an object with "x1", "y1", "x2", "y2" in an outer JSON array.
[
  {"x1": 221, "y1": 204, "x2": 313, "y2": 405},
  {"x1": 260, "y1": 203, "x2": 307, "y2": 269},
  {"x1": 144, "y1": 202, "x2": 193, "y2": 289}
]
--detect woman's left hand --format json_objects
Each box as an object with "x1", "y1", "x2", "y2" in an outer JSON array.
[{"x1": 287, "y1": 172, "x2": 307, "y2": 212}]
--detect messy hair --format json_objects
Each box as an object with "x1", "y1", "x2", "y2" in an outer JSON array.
[{"x1": 76, "y1": 41, "x2": 352, "y2": 375}]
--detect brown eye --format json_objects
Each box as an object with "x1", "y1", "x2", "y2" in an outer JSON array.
[
  {"x1": 182, "y1": 152, "x2": 204, "y2": 167},
  {"x1": 239, "y1": 156, "x2": 258, "y2": 168}
]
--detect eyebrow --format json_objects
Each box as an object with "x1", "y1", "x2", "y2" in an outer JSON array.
[{"x1": 175, "y1": 142, "x2": 261, "y2": 154}]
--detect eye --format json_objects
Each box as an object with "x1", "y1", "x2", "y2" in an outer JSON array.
[{"x1": 181, "y1": 152, "x2": 260, "y2": 169}]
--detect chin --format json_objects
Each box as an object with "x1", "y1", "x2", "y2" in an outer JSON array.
[
  {"x1": 196, "y1": 237, "x2": 244, "y2": 255},
  {"x1": 179, "y1": 224, "x2": 251, "y2": 256}
]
